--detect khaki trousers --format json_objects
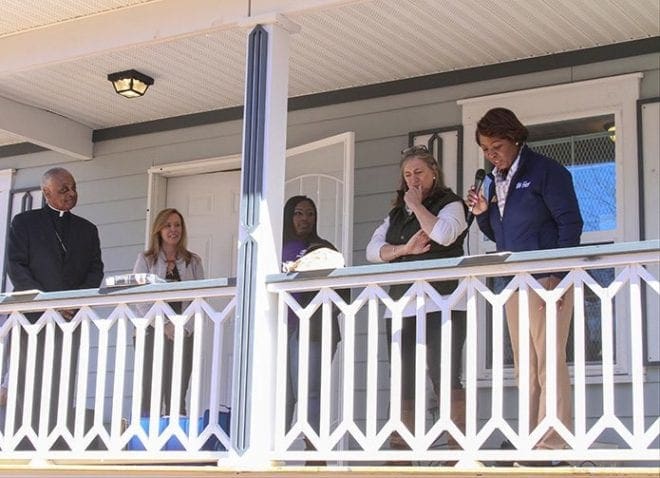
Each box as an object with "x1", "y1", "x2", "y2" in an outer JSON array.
[{"x1": 504, "y1": 276, "x2": 573, "y2": 449}]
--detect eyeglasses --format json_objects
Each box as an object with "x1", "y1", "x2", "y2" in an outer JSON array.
[{"x1": 401, "y1": 144, "x2": 429, "y2": 156}]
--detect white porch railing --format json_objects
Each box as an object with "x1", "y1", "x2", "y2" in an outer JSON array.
[
  {"x1": 1, "y1": 241, "x2": 658, "y2": 468},
  {"x1": 0, "y1": 278, "x2": 235, "y2": 463},
  {"x1": 267, "y1": 240, "x2": 660, "y2": 466}
]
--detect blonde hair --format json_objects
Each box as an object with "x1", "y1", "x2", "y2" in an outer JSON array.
[{"x1": 144, "y1": 208, "x2": 192, "y2": 265}]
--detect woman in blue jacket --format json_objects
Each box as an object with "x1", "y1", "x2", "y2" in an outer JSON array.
[{"x1": 467, "y1": 108, "x2": 583, "y2": 451}]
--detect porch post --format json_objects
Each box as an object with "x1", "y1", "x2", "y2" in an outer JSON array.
[{"x1": 229, "y1": 15, "x2": 299, "y2": 466}]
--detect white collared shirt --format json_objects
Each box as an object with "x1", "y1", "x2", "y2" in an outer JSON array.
[
  {"x1": 493, "y1": 148, "x2": 522, "y2": 217},
  {"x1": 366, "y1": 200, "x2": 467, "y2": 263}
]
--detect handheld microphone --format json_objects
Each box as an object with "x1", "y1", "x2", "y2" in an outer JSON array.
[{"x1": 467, "y1": 168, "x2": 486, "y2": 224}]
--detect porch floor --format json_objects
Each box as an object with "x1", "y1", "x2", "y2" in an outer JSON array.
[{"x1": 1, "y1": 464, "x2": 658, "y2": 478}]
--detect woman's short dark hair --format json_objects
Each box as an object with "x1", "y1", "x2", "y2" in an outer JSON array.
[{"x1": 475, "y1": 107, "x2": 529, "y2": 145}]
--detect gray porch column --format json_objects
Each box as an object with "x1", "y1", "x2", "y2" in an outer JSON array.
[{"x1": 230, "y1": 15, "x2": 299, "y2": 465}]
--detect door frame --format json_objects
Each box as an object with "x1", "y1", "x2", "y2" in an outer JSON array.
[
  {"x1": 0, "y1": 168, "x2": 16, "y2": 290},
  {"x1": 146, "y1": 132, "x2": 355, "y2": 265},
  {"x1": 284, "y1": 132, "x2": 354, "y2": 265},
  {"x1": 146, "y1": 154, "x2": 241, "y2": 247}
]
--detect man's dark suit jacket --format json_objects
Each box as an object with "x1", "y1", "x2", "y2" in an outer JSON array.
[
  {"x1": 7, "y1": 207, "x2": 104, "y2": 293},
  {"x1": 6, "y1": 207, "x2": 103, "y2": 436}
]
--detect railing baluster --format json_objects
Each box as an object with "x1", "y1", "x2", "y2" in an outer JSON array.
[
  {"x1": 601, "y1": 279, "x2": 616, "y2": 419},
  {"x1": 94, "y1": 311, "x2": 111, "y2": 449},
  {"x1": 572, "y1": 270, "x2": 587, "y2": 447},
  {"x1": 274, "y1": 292, "x2": 288, "y2": 452},
  {"x1": 297, "y1": 300, "x2": 311, "y2": 436},
  {"x1": 341, "y1": 298, "x2": 357, "y2": 444},
  {"x1": 517, "y1": 278, "x2": 531, "y2": 445},
  {"x1": 542, "y1": 277, "x2": 560, "y2": 443},
  {"x1": 437, "y1": 302, "x2": 453, "y2": 440},
  {"x1": 491, "y1": 282, "x2": 506, "y2": 439},
  {"x1": 629, "y1": 265, "x2": 645, "y2": 442},
  {"x1": 464, "y1": 277, "x2": 479, "y2": 456},
  {"x1": 319, "y1": 290, "x2": 332, "y2": 448},
  {"x1": 389, "y1": 301, "x2": 404, "y2": 445},
  {"x1": 38, "y1": 318, "x2": 55, "y2": 451},
  {"x1": 413, "y1": 283, "x2": 426, "y2": 449},
  {"x1": 366, "y1": 291, "x2": 379, "y2": 447},
  {"x1": 111, "y1": 307, "x2": 128, "y2": 451},
  {"x1": 74, "y1": 315, "x2": 90, "y2": 451}
]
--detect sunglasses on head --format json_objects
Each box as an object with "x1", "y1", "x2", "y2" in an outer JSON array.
[{"x1": 401, "y1": 144, "x2": 430, "y2": 156}]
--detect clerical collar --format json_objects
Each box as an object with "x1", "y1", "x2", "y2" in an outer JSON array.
[{"x1": 47, "y1": 204, "x2": 69, "y2": 217}]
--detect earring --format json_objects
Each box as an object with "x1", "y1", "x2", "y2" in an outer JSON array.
[{"x1": 515, "y1": 142, "x2": 520, "y2": 146}]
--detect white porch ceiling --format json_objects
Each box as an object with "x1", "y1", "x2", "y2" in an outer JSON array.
[{"x1": 0, "y1": 0, "x2": 658, "y2": 157}]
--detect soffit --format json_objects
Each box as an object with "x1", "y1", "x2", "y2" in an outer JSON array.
[{"x1": 0, "y1": 0, "x2": 657, "y2": 148}]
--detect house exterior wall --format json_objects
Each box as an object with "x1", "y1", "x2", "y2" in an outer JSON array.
[
  {"x1": 1, "y1": 53, "x2": 658, "y2": 272},
  {"x1": 0, "y1": 51, "x2": 658, "y2": 442}
]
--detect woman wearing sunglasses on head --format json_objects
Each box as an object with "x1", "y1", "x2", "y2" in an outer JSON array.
[{"x1": 366, "y1": 145, "x2": 468, "y2": 460}]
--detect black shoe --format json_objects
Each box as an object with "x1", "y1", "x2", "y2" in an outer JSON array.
[
  {"x1": 494, "y1": 439, "x2": 515, "y2": 467},
  {"x1": 500, "y1": 439, "x2": 514, "y2": 449}
]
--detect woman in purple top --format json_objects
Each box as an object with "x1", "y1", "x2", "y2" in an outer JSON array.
[{"x1": 282, "y1": 196, "x2": 341, "y2": 454}]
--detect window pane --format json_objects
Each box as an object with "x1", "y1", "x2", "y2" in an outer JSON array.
[{"x1": 529, "y1": 132, "x2": 616, "y2": 232}]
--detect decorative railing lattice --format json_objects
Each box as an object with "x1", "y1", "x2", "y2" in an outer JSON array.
[
  {"x1": 0, "y1": 242, "x2": 658, "y2": 468},
  {"x1": 268, "y1": 241, "x2": 659, "y2": 466},
  {"x1": 0, "y1": 279, "x2": 235, "y2": 463}
]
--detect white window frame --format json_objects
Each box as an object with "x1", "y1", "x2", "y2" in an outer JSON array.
[{"x1": 458, "y1": 73, "x2": 642, "y2": 383}]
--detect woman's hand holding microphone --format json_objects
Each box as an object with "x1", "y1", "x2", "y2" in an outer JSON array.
[{"x1": 467, "y1": 184, "x2": 488, "y2": 217}]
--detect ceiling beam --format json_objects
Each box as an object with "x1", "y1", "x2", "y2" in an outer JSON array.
[
  {"x1": 0, "y1": 0, "x2": 356, "y2": 75},
  {"x1": 0, "y1": 0, "x2": 244, "y2": 75},
  {"x1": 0, "y1": 96, "x2": 92, "y2": 159}
]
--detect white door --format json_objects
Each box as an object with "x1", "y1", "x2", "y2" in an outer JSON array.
[
  {"x1": 165, "y1": 170, "x2": 240, "y2": 409},
  {"x1": 284, "y1": 132, "x2": 354, "y2": 265},
  {"x1": 166, "y1": 170, "x2": 241, "y2": 278}
]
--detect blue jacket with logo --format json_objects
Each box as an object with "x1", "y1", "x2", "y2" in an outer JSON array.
[{"x1": 476, "y1": 145, "x2": 583, "y2": 252}]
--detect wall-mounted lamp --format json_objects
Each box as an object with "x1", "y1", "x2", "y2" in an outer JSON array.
[
  {"x1": 107, "y1": 69, "x2": 154, "y2": 98},
  {"x1": 604, "y1": 122, "x2": 615, "y2": 142}
]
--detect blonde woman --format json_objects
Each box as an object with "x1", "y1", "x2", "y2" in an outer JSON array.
[{"x1": 133, "y1": 208, "x2": 204, "y2": 416}]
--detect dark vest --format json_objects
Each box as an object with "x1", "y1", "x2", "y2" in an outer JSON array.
[{"x1": 386, "y1": 188, "x2": 467, "y2": 298}]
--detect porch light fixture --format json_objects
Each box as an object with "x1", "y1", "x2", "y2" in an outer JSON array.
[
  {"x1": 107, "y1": 69, "x2": 154, "y2": 98},
  {"x1": 604, "y1": 121, "x2": 615, "y2": 142}
]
